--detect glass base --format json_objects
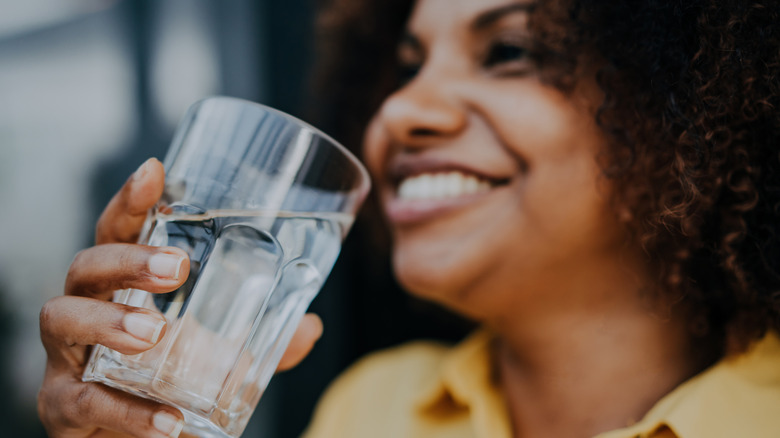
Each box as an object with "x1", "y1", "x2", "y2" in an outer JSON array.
[{"x1": 83, "y1": 346, "x2": 252, "y2": 438}]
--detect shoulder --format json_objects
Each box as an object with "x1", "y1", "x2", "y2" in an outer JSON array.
[
  {"x1": 316, "y1": 339, "x2": 451, "y2": 406},
  {"x1": 334, "y1": 340, "x2": 450, "y2": 387},
  {"x1": 302, "y1": 339, "x2": 452, "y2": 437}
]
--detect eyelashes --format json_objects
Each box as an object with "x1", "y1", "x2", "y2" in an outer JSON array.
[{"x1": 484, "y1": 41, "x2": 529, "y2": 68}]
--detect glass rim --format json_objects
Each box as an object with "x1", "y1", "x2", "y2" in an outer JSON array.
[{"x1": 190, "y1": 96, "x2": 372, "y2": 198}]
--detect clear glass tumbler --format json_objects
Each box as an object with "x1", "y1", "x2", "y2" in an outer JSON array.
[{"x1": 83, "y1": 97, "x2": 370, "y2": 438}]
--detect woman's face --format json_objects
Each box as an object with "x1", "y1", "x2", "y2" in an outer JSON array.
[{"x1": 363, "y1": 0, "x2": 628, "y2": 318}]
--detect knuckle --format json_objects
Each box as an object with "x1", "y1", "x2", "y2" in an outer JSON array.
[
  {"x1": 46, "y1": 380, "x2": 87, "y2": 430},
  {"x1": 68, "y1": 249, "x2": 89, "y2": 277},
  {"x1": 39, "y1": 298, "x2": 59, "y2": 334},
  {"x1": 37, "y1": 379, "x2": 68, "y2": 435},
  {"x1": 95, "y1": 220, "x2": 110, "y2": 244},
  {"x1": 73, "y1": 384, "x2": 97, "y2": 421},
  {"x1": 65, "y1": 250, "x2": 91, "y2": 292},
  {"x1": 36, "y1": 384, "x2": 51, "y2": 424},
  {"x1": 114, "y1": 245, "x2": 146, "y2": 279},
  {"x1": 117, "y1": 245, "x2": 136, "y2": 270},
  {"x1": 120, "y1": 401, "x2": 139, "y2": 430}
]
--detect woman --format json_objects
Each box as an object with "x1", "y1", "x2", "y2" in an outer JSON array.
[{"x1": 38, "y1": 0, "x2": 780, "y2": 437}]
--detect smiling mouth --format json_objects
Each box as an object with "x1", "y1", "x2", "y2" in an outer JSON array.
[
  {"x1": 386, "y1": 170, "x2": 511, "y2": 224},
  {"x1": 396, "y1": 171, "x2": 505, "y2": 200}
]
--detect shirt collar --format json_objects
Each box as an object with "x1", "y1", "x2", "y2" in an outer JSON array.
[
  {"x1": 414, "y1": 329, "x2": 513, "y2": 438},
  {"x1": 598, "y1": 331, "x2": 780, "y2": 438}
]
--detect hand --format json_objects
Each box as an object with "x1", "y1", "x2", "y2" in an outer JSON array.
[{"x1": 38, "y1": 158, "x2": 324, "y2": 438}]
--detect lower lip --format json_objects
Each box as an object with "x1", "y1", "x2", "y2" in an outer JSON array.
[{"x1": 384, "y1": 189, "x2": 496, "y2": 225}]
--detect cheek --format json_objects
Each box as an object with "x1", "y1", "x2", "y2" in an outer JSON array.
[
  {"x1": 476, "y1": 79, "x2": 603, "y2": 161},
  {"x1": 485, "y1": 83, "x2": 611, "y2": 230},
  {"x1": 362, "y1": 116, "x2": 389, "y2": 181},
  {"x1": 518, "y1": 144, "x2": 618, "y2": 261}
]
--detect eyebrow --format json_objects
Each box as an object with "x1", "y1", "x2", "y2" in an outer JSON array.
[
  {"x1": 471, "y1": 2, "x2": 534, "y2": 30},
  {"x1": 399, "y1": 2, "x2": 534, "y2": 50}
]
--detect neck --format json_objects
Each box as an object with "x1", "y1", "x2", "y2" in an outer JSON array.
[{"x1": 482, "y1": 255, "x2": 718, "y2": 438}]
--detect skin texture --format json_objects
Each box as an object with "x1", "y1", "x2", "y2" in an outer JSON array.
[
  {"x1": 363, "y1": 0, "x2": 711, "y2": 436},
  {"x1": 38, "y1": 158, "x2": 323, "y2": 438}
]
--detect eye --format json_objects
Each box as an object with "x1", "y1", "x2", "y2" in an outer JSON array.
[
  {"x1": 483, "y1": 41, "x2": 530, "y2": 74},
  {"x1": 397, "y1": 62, "x2": 421, "y2": 86},
  {"x1": 395, "y1": 36, "x2": 424, "y2": 87}
]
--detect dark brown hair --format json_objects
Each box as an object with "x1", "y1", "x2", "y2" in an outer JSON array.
[{"x1": 314, "y1": 0, "x2": 780, "y2": 351}]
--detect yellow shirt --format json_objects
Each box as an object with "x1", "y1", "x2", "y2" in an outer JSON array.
[{"x1": 303, "y1": 330, "x2": 780, "y2": 438}]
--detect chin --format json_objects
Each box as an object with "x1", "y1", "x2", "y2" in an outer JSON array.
[
  {"x1": 391, "y1": 250, "x2": 490, "y2": 319},
  {"x1": 393, "y1": 259, "x2": 450, "y2": 300}
]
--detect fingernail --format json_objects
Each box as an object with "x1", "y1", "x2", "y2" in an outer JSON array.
[
  {"x1": 149, "y1": 253, "x2": 185, "y2": 280},
  {"x1": 123, "y1": 313, "x2": 165, "y2": 344},
  {"x1": 153, "y1": 411, "x2": 183, "y2": 438},
  {"x1": 132, "y1": 158, "x2": 154, "y2": 182}
]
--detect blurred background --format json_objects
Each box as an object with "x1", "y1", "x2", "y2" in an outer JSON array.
[{"x1": 0, "y1": 0, "x2": 469, "y2": 437}]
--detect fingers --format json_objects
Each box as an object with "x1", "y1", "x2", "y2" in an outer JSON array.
[
  {"x1": 96, "y1": 158, "x2": 165, "y2": 245},
  {"x1": 66, "y1": 244, "x2": 189, "y2": 300},
  {"x1": 276, "y1": 313, "x2": 323, "y2": 372},
  {"x1": 39, "y1": 376, "x2": 184, "y2": 438},
  {"x1": 40, "y1": 296, "x2": 167, "y2": 368}
]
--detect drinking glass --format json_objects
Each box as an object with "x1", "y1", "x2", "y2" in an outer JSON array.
[{"x1": 83, "y1": 96, "x2": 370, "y2": 438}]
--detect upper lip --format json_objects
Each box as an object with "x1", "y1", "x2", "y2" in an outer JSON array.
[{"x1": 387, "y1": 154, "x2": 511, "y2": 187}]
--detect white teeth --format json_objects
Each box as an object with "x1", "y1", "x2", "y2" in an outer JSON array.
[{"x1": 397, "y1": 172, "x2": 492, "y2": 201}]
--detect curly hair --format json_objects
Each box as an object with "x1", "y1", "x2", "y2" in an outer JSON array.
[{"x1": 314, "y1": 0, "x2": 780, "y2": 351}]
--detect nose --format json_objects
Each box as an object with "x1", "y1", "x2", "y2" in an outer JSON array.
[{"x1": 377, "y1": 73, "x2": 467, "y2": 147}]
